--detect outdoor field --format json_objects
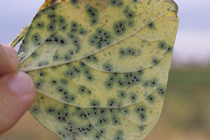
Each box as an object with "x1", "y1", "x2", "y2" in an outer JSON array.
[
  {"x1": 1, "y1": 65, "x2": 210, "y2": 140},
  {"x1": 0, "y1": 0, "x2": 209, "y2": 140}
]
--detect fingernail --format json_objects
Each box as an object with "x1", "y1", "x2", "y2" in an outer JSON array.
[
  {"x1": 8, "y1": 72, "x2": 33, "y2": 95},
  {"x1": 1, "y1": 44, "x2": 18, "y2": 64}
]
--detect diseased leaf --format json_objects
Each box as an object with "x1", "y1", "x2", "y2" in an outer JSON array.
[{"x1": 18, "y1": 0, "x2": 179, "y2": 139}]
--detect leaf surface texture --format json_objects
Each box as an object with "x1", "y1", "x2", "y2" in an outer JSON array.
[{"x1": 18, "y1": 0, "x2": 179, "y2": 139}]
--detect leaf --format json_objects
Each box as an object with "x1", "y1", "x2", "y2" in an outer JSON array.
[{"x1": 18, "y1": 0, "x2": 179, "y2": 139}]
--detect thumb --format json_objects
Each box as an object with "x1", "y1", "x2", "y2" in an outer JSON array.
[{"x1": 0, "y1": 71, "x2": 36, "y2": 134}]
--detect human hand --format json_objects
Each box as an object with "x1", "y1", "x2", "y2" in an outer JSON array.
[{"x1": 0, "y1": 44, "x2": 36, "y2": 134}]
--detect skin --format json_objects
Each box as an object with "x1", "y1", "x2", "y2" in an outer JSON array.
[{"x1": 0, "y1": 44, "x2": 36, "y2": 134}]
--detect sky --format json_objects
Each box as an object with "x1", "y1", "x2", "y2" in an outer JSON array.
[{"x1": 0, "y1": 0, "x2": 209, "y2": 66}]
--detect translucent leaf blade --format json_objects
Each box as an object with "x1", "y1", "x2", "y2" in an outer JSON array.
[{"x1": 19, "y1": 0, "x2": 179, "y2": 139}]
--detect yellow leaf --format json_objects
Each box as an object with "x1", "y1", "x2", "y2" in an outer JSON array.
[{"x1": 18, "y1": 0, "x2": 179, "y2": 139}]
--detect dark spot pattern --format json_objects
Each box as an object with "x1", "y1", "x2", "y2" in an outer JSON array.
[
  {"x1": 113, "y1": 20, "x2": 126, "y2": 35},
  {"x1": 157, "y1": 86, "x2": 166, "y2": 96},
  {"x1": 158, "y1": 41, "x2": 167, "y2": 50},
  {"x1": 110, "y1": 0, "x2": 123, "y2": 6},
  {"x1": 71, "y1": 0, "x2": 78, "y2": 5},
  {"x1": 148, "y1": 22, "x2": 155, "y2": 29},
  {"x1": 88, "y1": 28, "x2": 113, "y2": 49},
  {"x1": 24, "y1": 0, "x2": 178, "y2": 139},
  {"x1": 86, "y1": 6, "x2": 99, "y2": 26}
]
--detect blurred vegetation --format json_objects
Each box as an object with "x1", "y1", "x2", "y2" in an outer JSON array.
[
  {"x1": 1, "y1": 66, "x2": 210, "y2": 140},
  {"x1": 146, "y1": 66, "x2": 210, "y2": 140}
]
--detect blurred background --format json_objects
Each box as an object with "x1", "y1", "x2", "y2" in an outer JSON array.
[{"x1": 0, "y1": 0, "x2": 210, "y2": 140}]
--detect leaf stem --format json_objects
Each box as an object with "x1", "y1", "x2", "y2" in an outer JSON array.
[{"x1": 9, "y1": 25, "x2": 29, "y2": 48}]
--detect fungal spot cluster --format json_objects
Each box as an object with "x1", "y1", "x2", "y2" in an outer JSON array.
[
  {"x1": 118, "y1": 91, "x2": 126, "y2": 99},
  {"x1": 90, "y1": 100, "x2": 100, "y2": 107},
  {"x1": 88, "y1": 28, "x2": 113, "y2": 49},
  {"x1": 68, "y1": 22, "x2": 80, "y2": 47},
  {"x1": 33, "y1": 13, "x2": 41, "y2": 20},
  {"x1": 84, "y1": 68, "x2": 94, "y2": 82},
  {"x1": 71, "y1": 0, "x2": 78, "y2": 5},
  {"x1": 113, "y1": 20, "x2": 126, "y2": 35},
  {"x1": 157, "y1": 86, "x2": 165, "y2": 96},
  {"x1": 122, "y1": 71, "x2": 142, "y2": 86},
  {"x1": 119, "y1": 48, "x2": 139, "y2": 57},
  {"x1": 37, "y1": 61, "x2": 49, "y2": 67},
  {"x1": 66, "y1": 21, "x2": 87, "y2": 54},
  {"x1": 143, "y1": 81, "x2": 149, "y2": 87},
  {"x1": 31, "y1": 52, "x2": 38, "y2": 58},
  {"x1": 31, "y1": 106, "x2": 39, "y2": 114},
  {"x1": 167, "y1": 46, "x2": 173, "y2": 52},
  {"x1": 98, "y1": 117, "x2": 108, "y2": 126},
  {"x1": 105, "y1": 73, "x2": 118, "y2": 89},
  {"x1": 103, "y1": 63, "x2": 113, "y2": 72},
  {"x1": 108, "y1": 98, "x2": 118, "y2": 107},
  {"x1": 130, "y1": 93, "x2": 137, "y2": 103},
  {"x1": 104, "y1": 70, "x2": 143, "y2": 90},
  {"x1": 39, "y1": 71, "x2": 47, "y2": 77},
  {"x1": 44, "y1": 5, "x2": 66, "y2": 30},
  {"x1": 139, "y1": 125, "x2": 145, "y2": 132},
  {"x1": 152, "y1": 58, "x2": 159, "y2": 65},
  {"x1": 62, "y1": 92, "x2": 72, "y2": 102},
  {"x1": 35, "y1": 80, "x2": 44, "y2": 89},
  {"x1": 32, "y1": 34, "x2": 41, "y2": 46},
  {"x1": 53, "y1": 48, "x2": 76, "y2": 62},
  {"x1": 114, "y1": 130, "x2": 124, "y2": 140},
  {"x1": 109, "y1": 109, "x2": 121, "y2": 125},
  {"x1": 36, "y1": 22, "x2": 44, "y2": 29},
  {"x1": 64, "y1": 62, "x2": 95, "y2": 83},
  {"x1": 117, "y1": 1, "x2": 124, "y2": 7},
  {"x1": 45, "y1": 103, "x2": 96, "y2": 139},
  {"x1": 122, "y1": 108, "x2": 129, "y2": 114},
  {"x1": 46, "y1": 34, "x2": 67, "y2": 47},
  {"x1": 65, "y1": 66, "x2": 79, "y2": 79},
  {"x1": 86, "y1": 6, "x2": 99, "y2": 26},
  {"x1": 150, "y1": 79, "x2": 158, "y2": 87},
  {"x1": 78, "y1": 86, "x2": 92, "y2": 95},
  {"x1": 110, "y1": 0, "x2": 123, "y2": 6},
  {"x1": 47, "y1": 11, "x2": 57, "y2": 31},
  {"x1": 147, "y1": 95, "x2": 155, "y2": 103},
  {"x1": 136, "y1": 105, "x2": 147, "y2": 121},
  {"x1": 127, "y1": 11, "x2": 135, "y2": 20},
  {"x1": 148, "y1": 22, "x2": 155, "y2": 29},
  {"x1": 49, "y1": 77, "x2": 78, "y2": 103},
  {"x1": 47, "y1": 107, "x2": 55, "y2": 114},
  {"x1": 84, "y1": 55, "x2": 98, "y2": 63},
  {"x1": 132, "y1": 0, "x2": 139, "y2": 3},
  {"x1": 158, "y1": 41, "x2": 167, "y2": 50},
  {"x1": 126, "y1": 20, "x2": 135, "y2": 27},
  {"x1": 86, "y1": 108, "x2": 111, "y2": 135},
  {"x1": 123, "y1": 6, "x2": 130, "y2": 15},
  {"x1": 77, "y1": 124, "x2": 93, "y2": 136},
  {"x1": 142, "y1": 78, "x2": 159, "y2": 89}
]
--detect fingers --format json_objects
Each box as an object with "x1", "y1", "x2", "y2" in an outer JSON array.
[
  {"x1": 0, "y1": 71, "x2": 36, "y2": 134},
  {"x1": 0, "y1": 44, "x2": 36, "y2": 134},
  {"x1": 0, "y1": 44, "x2": 18, "y2": 77}
]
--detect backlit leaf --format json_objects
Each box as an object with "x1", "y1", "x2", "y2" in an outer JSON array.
[{"x1": 18, "y1": 0, "x2": 179, "y2": 139}]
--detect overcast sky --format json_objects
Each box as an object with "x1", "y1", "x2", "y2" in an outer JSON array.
[{"x1": 0, "y1": 0, "x2": 209, "y2": 66}]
